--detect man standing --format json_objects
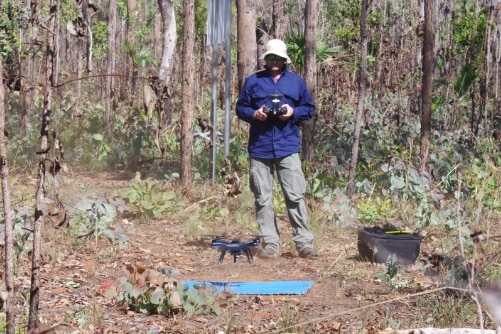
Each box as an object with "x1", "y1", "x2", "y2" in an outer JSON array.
[{"x1": 236, "y1": 39, "x2": 318, "y2": 259}]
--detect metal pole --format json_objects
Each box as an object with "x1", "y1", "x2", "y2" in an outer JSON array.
[
  {"x1": 224, "y1": 0, "x2": 231, "y2": 157},
  {"x1": 211, "y1": 44, "x2": 218, "y2": 181}
]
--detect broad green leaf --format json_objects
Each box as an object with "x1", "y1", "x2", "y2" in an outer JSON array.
[
  {"x1": 390, "y1": 175, "x2": 405, "y2": 192},
  {"x1": 130, "y1": 287, "x2": 143, "y2": 298},
  {"x1": 92, "y1": 133, "x2": 104, "y2": 141},
  {"x1": 103, "y1": 285, "x2": 117, "y2": 298},
  {"x1": 150, "y1": 287, "x2": 165, "y2": 305}
]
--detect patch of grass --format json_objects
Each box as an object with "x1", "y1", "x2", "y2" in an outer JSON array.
[
  {"x1": 484, "y1": 260, "x2": 501, "y2": 281},
  {"x1": 185, "y1": 211, "x2": 207, "y2": 240},
  {"x1": 222, "y1": 315, "x2": 236, "y2": 334},
  {"x1": 308, "y1": 201, "x2": 328, "y2": 251},
  {"x1": 414, "y1": 292, "x2": 479, "y2": 328},
  {"x1": 43, "y1": 227, "x2": 92, "y2": 261},
  {"x1": 230, "y1": 187, "x2": 257, "y2": 233},
  {"x1": 64, "y1": 302, "x2": 105, "y2": 329},
  {"x1": 0, "y1": 312, "x2": 28, "y2": 334},
  {"x1": 96, "y1": 246, "x2": 121, "y2": 264},
  {"x1": 278, "y1": 302, "x2": 300, "y2": 332}
]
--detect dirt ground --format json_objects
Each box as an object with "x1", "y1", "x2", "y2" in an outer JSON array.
[{"x1": 4, "y1": 171, "x2": 494, "y2": 333}]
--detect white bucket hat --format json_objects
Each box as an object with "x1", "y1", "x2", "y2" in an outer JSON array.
[{"x1": 261, "y1": 39, "x2": 291, "y2": 64}]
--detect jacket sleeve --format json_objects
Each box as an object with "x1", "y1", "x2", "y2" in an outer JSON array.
[{"x1": 236, "y1": 78, "x2": 255, "y2": 123}]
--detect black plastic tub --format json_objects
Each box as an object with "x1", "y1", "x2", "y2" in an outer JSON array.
[{"x1": 357, "y1": 227, "x2": 421, "y2": 265}]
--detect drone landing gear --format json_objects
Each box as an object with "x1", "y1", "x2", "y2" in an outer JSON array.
[
  {"x1": 212, "y1": 237, "x2": 260, "y2": 265},
  {"x1": 218, "y1": 247, "x2": 254, "y2": 264}
]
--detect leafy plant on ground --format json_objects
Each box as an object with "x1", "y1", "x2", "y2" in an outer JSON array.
[
  {"x1": 102, "y1": 264, "x2": 221, "y2": 316},
  {"x1": 320, "y1": 188, "x2": 357, "y2": 226},
  {"x1": 377, "y1": 256, "x2": 400, "y2": 291},
  {"x1": 121, "y1": 172, "x2": 187, "y2": 220},
  {"x1": 356, "y1": 194, "x2": 395, "y2": 225},
  {"x1": 69, "y1": 194, "x2": 128, "y2": 248}
]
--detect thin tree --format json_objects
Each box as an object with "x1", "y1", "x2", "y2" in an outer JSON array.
[
  {"x1": 151, "y1": 0, "x2": 177, "y2": 155},
  {"x1": 482, "y1": 0, "x2": 495, "y2": 133},
  {"x1": 28, "y1": 0, "x2": 56, "y2": 326},
  {"x1": 347, "y1": 0, "x2": 369, "y2": 198},
  {"x1": 236, "y1": 0, "x2": 258, "y2": 90},
  {"x1": 0, "y1": 56, "x2": 15, "y2": 334},
  {"x1": 180, "y1": 0, "x2": 195, "y2": 185},
  {"x1": 419, "y1": 0, "x2": 434, "y2": 173},
  {"x1": 157, "y1": 0, "x2": 177, "y2": 117},
  {"x1": 82, "y1": 0, "x2": 93, "y2": 73},
  {"x1": 127, "y1": 0, "x2": 139, "y2": 103},
  {"x1": 105, "y1": 0, "x2": 118, "y2": 132},
  {"x1": 302, "y1": 0, "x2": 317, "y2": 162}
]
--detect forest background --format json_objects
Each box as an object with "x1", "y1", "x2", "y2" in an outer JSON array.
[{"x1": 1, "y1": 0, "x2": 501, "y2": 333}]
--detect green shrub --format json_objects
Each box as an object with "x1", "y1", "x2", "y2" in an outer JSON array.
[
  {"x1": 356, "y1": 195, "x2": 395, "y2": 224},
  {"x1": 121, "y1": 172, "x2": 186, "y2": 219},
  {"x1": 102, "y1": 264, "x2": 221, "y2": 316}
]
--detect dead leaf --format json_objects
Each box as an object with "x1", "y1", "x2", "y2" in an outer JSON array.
[
  {"x1": 100, "y1": 279, "x2": 115, "y2": 290},
  {"x1": 136, "y1": 263, "x2": 146, "y2": 274},
  {"x1": 125, "y1": 263, "x2": 134, "y2": 274}
]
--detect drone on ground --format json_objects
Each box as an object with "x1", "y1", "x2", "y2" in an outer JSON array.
[{"x1": 210, "y1": 236, "x2": 261, "y2": 264}]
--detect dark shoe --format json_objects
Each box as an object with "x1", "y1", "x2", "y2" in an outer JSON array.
[
  {"x1": 298, "y1": 245, "x2": 318, "y2": 258},
  {"x1": 257, "y1": 247, "x2": 279, "y2": 259}
]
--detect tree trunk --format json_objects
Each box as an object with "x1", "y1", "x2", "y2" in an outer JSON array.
[
  {"x1": 127, "y1": 0, "x2": 138, "y2": 105},
  {"x1": 28, "y1": 0, "x2": 56, "y2": 327},
  {"x1": 75, "y1": 42, "x2": 85, "y2": 118},
  {"x1": 0, "y1": 56, "x2": 15, "y2": 334},
  {"x1": 272, "y1": 0, "x2": 286, "y2": 39},
  {"x1": 157, "y1": 0, "x2": 177, "y2": 133},
  {"x1": 255, "y1": 0, "x2": 266, "y2": 59},
  {"x1": 18, "y1": 28, "x2": 28, "y2": 134},
  {"x1": 419, "y1": 0, "x2": 434, "y2": 173},
  {"x1": 347, "y1": 0, "x2": 369, "y2": 198},
  {"x1": 482, "y1": 0, "x2": 495, "y2": 134},
  {"x1": 157, "y1": 0, "x2": 176, "y2": 85},
  {"x1": 180, "y1": 0, "x2": 195, "y2": 186},
  {"x1": 236, "y1": 0, "x2": 258, "y2": 90},
  {"x1": 82, "y1": 0, "x2": 93, "y2": 73},
  {"x1": 302, "y1": 0, "x2": 317, "y2": 162},
  {"x1": 154, "y1": 13, "x2": 163, "y2": 59},
  {"x1": 105, "y1": 0, "x2": 118, "y2": 132}
]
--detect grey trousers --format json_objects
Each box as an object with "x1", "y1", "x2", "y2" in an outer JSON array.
[{"x1": 249, "y1": 153, "x2": 314, "y2": 251}]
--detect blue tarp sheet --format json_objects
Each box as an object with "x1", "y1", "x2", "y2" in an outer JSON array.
[{"x1": 182, "y1": 280, "x2": 314, "y2": 295}]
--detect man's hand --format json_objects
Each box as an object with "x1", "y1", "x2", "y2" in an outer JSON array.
[
  {"x1": 253, "y1": 105, "x2": 268, "y2": 121},
  {"x1": 279, "y1": 104, "x2": 293, "y2": 121}
]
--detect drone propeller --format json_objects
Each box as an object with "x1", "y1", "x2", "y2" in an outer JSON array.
[
  {"x1": 201, "y1": 234, "x2": 264, "y2": 241},
  {"x1": 200, "y1": 234, "x2": 230, "y2": 241}
]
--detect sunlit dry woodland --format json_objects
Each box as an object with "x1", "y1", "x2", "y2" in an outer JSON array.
[{"x1": 1, "y1": 0, "x2": 501, "y2": 333}]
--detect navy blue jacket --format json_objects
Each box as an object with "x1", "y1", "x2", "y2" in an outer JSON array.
[{"x1": 236, "y1": 68, "x2": 315, "y2": 159}]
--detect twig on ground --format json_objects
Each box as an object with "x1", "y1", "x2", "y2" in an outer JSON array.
[{"x1": 267, "y1": 286, "x2": 468, "y2": 334}]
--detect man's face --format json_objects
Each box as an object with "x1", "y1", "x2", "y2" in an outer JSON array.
[{"x1": 265, "y1": 54, "x2": 286, "y2": 71}]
